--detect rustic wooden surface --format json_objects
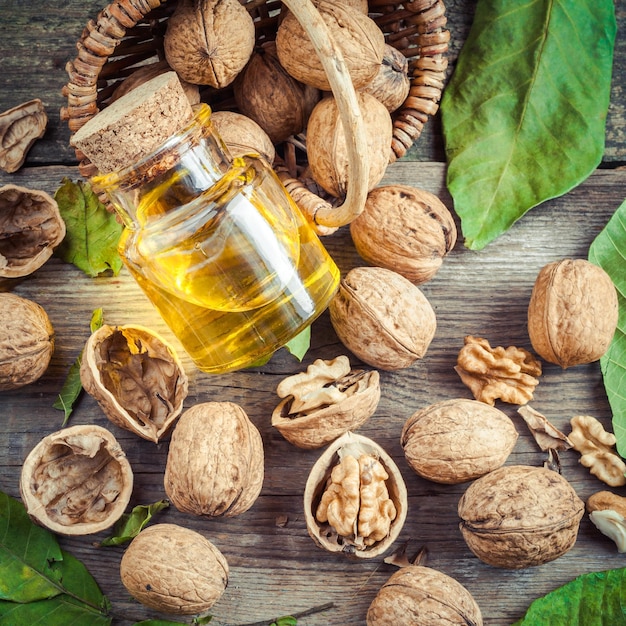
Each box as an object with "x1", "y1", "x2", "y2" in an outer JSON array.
[{"x1": 1, "y1": 1, "x2": 625, "y2": 625}]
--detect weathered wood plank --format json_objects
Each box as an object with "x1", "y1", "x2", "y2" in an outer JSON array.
[{"x1": 0, "y1": 162, "x2": 625, "y2": 624}]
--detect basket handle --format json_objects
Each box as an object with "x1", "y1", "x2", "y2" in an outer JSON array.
[{"x1": 281, "y1": 0, "x2": 369, "y2": 228}]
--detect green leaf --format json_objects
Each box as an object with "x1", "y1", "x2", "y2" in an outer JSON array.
[
  {"x1": 54, "y1": 178, "x2": 124, "y2": 277},
  {"x1": 512, "y1": 567, "x2": 626, "y2": 625},
  {"x1": 440, "y1": 0, "x2": 617, "y2": 250},
  {"x1": 53, "y1": 308, "x2": 105, "y2": 425},
  {"x1": 589, "y1": 199, "x2": 626, "y2": 457},
  {"x1": 99, "y1": 500, "x2": 170, "y2": 547},
  {"x1": 247, "y1": 326, "x2": 311, "y2": 367},
  {"x1": 0, "y1": 595, "x2": 111, "y2": 626}
]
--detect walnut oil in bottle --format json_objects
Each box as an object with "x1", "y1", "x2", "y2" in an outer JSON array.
[{"x1": 94, "y1": 105, "x2": 340, "y2": 373}]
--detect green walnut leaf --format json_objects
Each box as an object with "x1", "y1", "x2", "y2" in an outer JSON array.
[
  {"x1": 512, "y1": 567, "x2": 626, "y2": 625},
  {"x1": 441, "y1": 0, "x2": 617, "y2": 250},
  {"x1": 589, "y1": 199, "x2": 626, "y2": 458},
  {"x1": 54, "y1": 178, "x2": 124, "y2": 277},
  {"x1": 99, "y1": 499, "x2": 170, "y2": 547},
  {"x1": 0, "y1": 492, "x2": 110, "y2": 623}
]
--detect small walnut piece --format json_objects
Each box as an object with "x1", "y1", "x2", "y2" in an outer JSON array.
[
  {"x1": 276, "y1": 2, "x2": 385, "y2": 91},
  {"x1": 568, "y1": 415, "x2": 626, "y2": 487},
  {"x1": 164, "y1": 0, "x2": 255, "y2": 88},
  {"x1": 306, "y1": 92, "x2": 392, "y2": 199},
  {"x1": 272, "y1": 355, "x2": 380, "y2": 449},
  {"x1": 528, "y1": 258, "x2": 618, "y2": 368},
  {"x1": 0, "y1": 99, "x2": 47, "y2": 173},
  {"x1": 305, "y1": 431, "x2": 407, "y2": 558},
  {"x1": 0, "y1": 292, "x2": 54, "y2": 391},
  {"x1": 164, "y1": 401, "x2": 264, "y2": 517},
  {"x1": 401, "y1": 398, "x2": 518, "y2": 484},
  {"x1": 350, "y1": 185, "x2": 457, "y2": 284},
  {"x1": 80, "y1": 324, "x2": 189, "y2": 443},
  {"x1": 330, "y1": 266, "x2": 437, "y2": 371},
  {"x1": 455, "y1": 336, "x2": 542, "y2": 405},
  {"x1": 120, "y1": 523, "x2": 229, "y2": 615},
  {"x1": 0, "y1": 184, "x2": 66, "y2": 278},
  {"x1": 458, "y1": 465, "x2": 585, "y2": 568},
  {"x1": 587, "y1": 491, "x2": 626, "y2": 552},
  {"x1": 361, "y1": 44, "x2": 411, "y2": 113},
  {"x1": 211, "y1": 110, "x2": 276, "y2": 165},
  {"x1": 20, "y1": 424, "x2": 133, "y2": 535},
  {"x1": 367, "y1": 564, "x2": 483, "y2": 625}
]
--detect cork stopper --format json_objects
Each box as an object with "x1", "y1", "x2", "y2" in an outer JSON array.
[{"x1": 71, "y1": 72, "x2": 193, "y2": 174}]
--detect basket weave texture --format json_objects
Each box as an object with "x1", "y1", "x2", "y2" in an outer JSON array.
[{"x1": 61, "y1": 0, "x2": 450, "y2": 228}]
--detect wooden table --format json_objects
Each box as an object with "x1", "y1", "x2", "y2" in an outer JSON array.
[{"x1": 1, "y1": 2, "x2": 625, "y2": 625}]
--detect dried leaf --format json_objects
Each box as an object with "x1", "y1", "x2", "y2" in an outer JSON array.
[{"x1": 517, "y1": 405, "x2": 573, "y2": 452}]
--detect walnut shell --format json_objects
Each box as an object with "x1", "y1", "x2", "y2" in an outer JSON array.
[
  {"x1": 272, "y1": 356, "x2": 381, "y2": 449},
  {"x1": 367, "y1": 565, "x2": 483, "y2": 625},
  {"x1": 120, "y1": 523, "x2": 229, "y2": 615},
  {"x1": 164, "y1": 401, "x2": 264, "y2": 518},
  {"x1": 80, "y1": 324, "x2": 189, "y2": 443},
  {"x1": 164, "y1": 0, "x2": 255, "y2": 88},
  {"x1": 276, "y1": 1, "x2": 385, "y2": 91},
  {"x1": 527, "y1": 258, "x2": 618, "y2": 368},
  {"x1": 458, "y1": 465, "x2": 585, "y2": 568},
  {"x1": 307, "y1": 92, "x2": 392, "y2": 198},
  {"x1": 361, "y1": 44, "x2": 411, "y2": 113},
  {"x1": 350, "y1": 185, "x2": 457, "y2": 284},
  {"x1": 20, "y1": 424, "x2": 133, "y2": 535},
  {"x1": 329, "y1": 266, "x2": 437, "y2": 371},
  {"x1": 0, "y1": 99, "x2": 47, "y2": 173},
  {"x1": 211, "y1": 110, "x2": 276, "y2": 165},
  {"x1": 0, "y1": 184, "x2": 66, "y2": 279},
  {"x1": 401, "y1": 399, "x2": 519, "y2": 484},
  {"x1": 0, "y1": 292, "x2": 54, "y2": 390},
  {"x1": 233, "y1": 42, "x2": 320, "y2": 144},
  {"x1": 304, "y1": 431, "x2": 407, "y2": 559}
]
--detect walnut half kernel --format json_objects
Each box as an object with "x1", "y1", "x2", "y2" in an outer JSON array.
[
  {"x1": 272, "y1": 355, "x2": 380, "y2": 449},
  {"x1": 304, "y1": 431, "x2": 407, "y2": 559},
  {"x1": 587, "y1": 491, "x2": 626, "y2": 553}
]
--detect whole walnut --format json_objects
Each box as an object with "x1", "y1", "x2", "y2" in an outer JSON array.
[
  {"x1": 0, "y1": 292, "x2": 54, "y2": 390},
  {"x1": 401, "y1": 398, "x2": 518, "y2": 484},
  {"x1": 307, "y1": 92, "x2": 392, "y2": 199},
  {"x1": 350, "y1": 185, "x2": 457, "y2": 284},
  {"x1": 120, "y1": 523, "x2": 229, "y2": 615},
  {"x1": 276, "y1": 1, "x2": 385, "y2": 91},
  {"x1": 367, "y1": 562, "x2": 483, "y2": 625},
  {"x1": 458, "y1": 465, "x2": 585, "y2": 568},
  {"x1": 233, "y1": 42, "x2": 320, "y2": 144},
  {"x1": 527, "y1": 258, "x2": 618, "y2": 368},
  {"x1": 164, "y1": 401, "x2": 264, "y2": 517},
  {"x1": 211, "y1": 110, "x2": 276, "y2": 165},
  {"x1": 329, "y1": 266, "x2": 436, "y2": 371},
  {"x1": 361, "y1": 44, "x2": 411, "y2": 113},
  {"x1": 164, "y1": 0, "x2": 255, "y2": 88}
]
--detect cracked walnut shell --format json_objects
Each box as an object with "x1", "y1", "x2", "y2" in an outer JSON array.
[
  {"x1": 0, "y1": 99, "x2": 47, "y2": 173},
  {"x1": 304, "y1": 431, "x2": 407, "y2": 559},
  {"x1": 0, "y1": 184, "x2": 66, "y2": 279},
  {"x1": 120, "y1": 523, "x2": 229, "y2": 615},
  {"x1": 272, "y1": 355, "x2": 380, "y2": 449},
  {"x1": 80, "y1": 324, "x2": 188, "y2": 443},
  {"x1": 0, "y1": 292, "x2": 54, "y2": 391},
  {"x1": 458, "y1": 465, "x2": 584, "y2": 569},
  {"x1": 350, "y1": 185, "x2": 457, "y2": 284},
  {"x1": 528, "y1": 258, "x2": 618, "y2": 368},
  {"x1": 20, "y1": 424, "x2": 133, "y2": 535},
  {"x1": 329, "y1": 266, "x2": 436, "y2": 371},
  {"x1": 164, "y1": 401, "x2": 264, "y2": 518},
  {"x1": 401, "y1": 399, "x2": 518, "y2": 484}
]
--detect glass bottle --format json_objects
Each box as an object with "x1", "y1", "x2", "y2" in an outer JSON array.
[{"x1": 93, "y1": 104, "x2": 340, "y2": 373}]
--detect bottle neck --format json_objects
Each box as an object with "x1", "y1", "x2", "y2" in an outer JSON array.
[{"x1": 92, "y1": 104, "x2": 232, "y2": 228}]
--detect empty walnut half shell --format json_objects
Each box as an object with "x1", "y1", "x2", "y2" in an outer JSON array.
[
  {"x1": 272, "y1": 356, "x2": 381, "y2": 449},
  {"x1": 304, "y1": 431, "x2": 407, "y2": 559},
  {"x1": 0, "y1": 184, "x2": 66, "y2": 279},
  {"x1": 80, "y1": 324, "x2": 188, "y2": 443},
  {"x1": 20, "y1": 424, "x2": 133, "y2": 535}
]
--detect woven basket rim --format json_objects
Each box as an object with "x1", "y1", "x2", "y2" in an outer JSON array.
[{"x1": 61, "y1": 0, "x2": 450, "y2": 230}]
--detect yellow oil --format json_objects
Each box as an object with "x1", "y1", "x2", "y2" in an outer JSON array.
[{"x1": 119, "y1": 161, "x2": 340, "y2": 373}]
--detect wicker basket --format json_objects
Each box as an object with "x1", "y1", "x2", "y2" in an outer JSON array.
[{"x1": 61, "y1": 0, "x2": 449, "y2": 230}]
